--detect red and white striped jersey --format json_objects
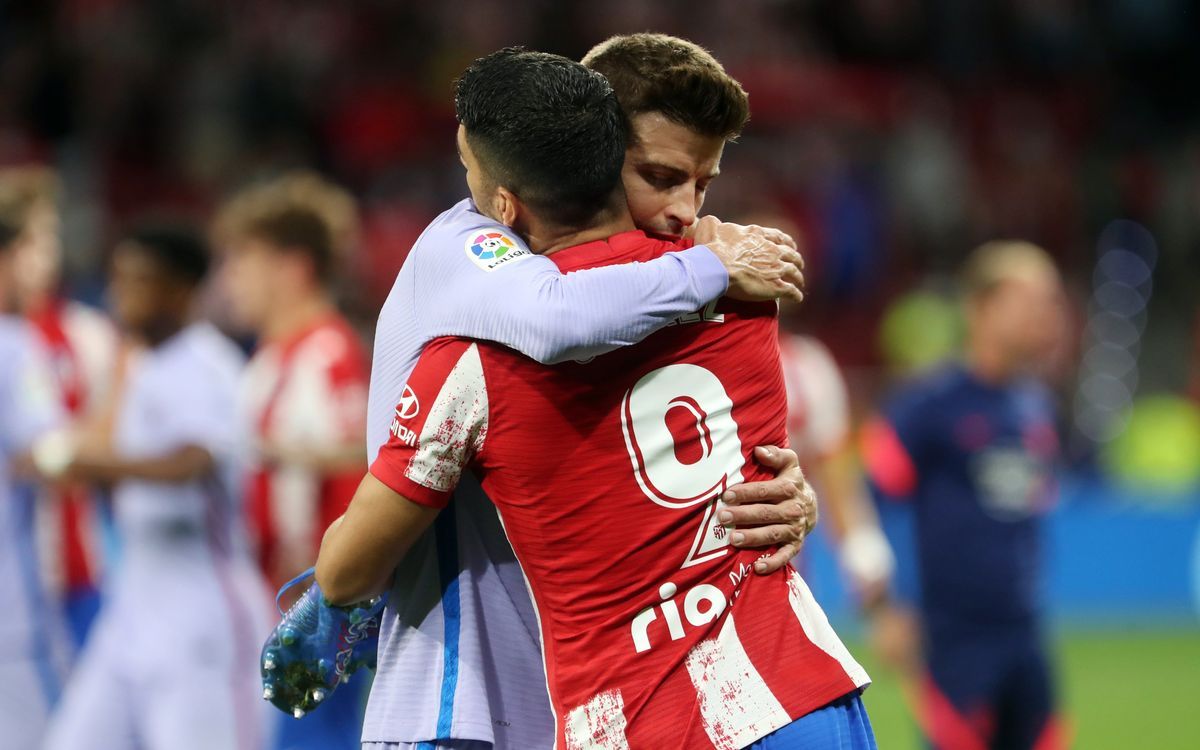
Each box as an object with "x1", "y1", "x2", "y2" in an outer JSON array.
[
  {"x1": 778, "y1": 333, "x2": 851, "y2": 464},
  {"x1": 371, "y1": 231, "x2": 869, "y2": 750},
  {"x1": 240, "y1": 313, "x2": 368, "y2": 587},
  {"x1": 30, "y1": 301, "x2": 118, "y2": 598}
]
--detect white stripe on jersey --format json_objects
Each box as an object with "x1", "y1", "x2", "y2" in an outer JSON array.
[
  {"x1": 563, "y1": 689, "x2": 630, "y2": 750},
  {"x1": 404, "y1": 343, "x2": 488, "y2": 493},
  {"x1": 787, "y1": 569, "x2": 871, "y2": 688},
  {"x1": 685, "y1": 613, "x2": 791, "y2": 750}
]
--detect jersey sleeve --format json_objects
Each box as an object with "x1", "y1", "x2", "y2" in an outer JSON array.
[
  {"x1": 369, "y1": 337, "x2": 488, "y2": 508},
  {"x1": 2, "y1": 328, "x2": 63, "y2": 451},
  {"x1": 415, "y1": 224, "x2": 728, "y2": 365},
  {"x1": 860, "y1": 388, "x2": 927, "y2": 502}
]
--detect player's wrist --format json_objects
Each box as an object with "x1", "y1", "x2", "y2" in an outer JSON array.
[
  {"x1": 31, "y1": 429, "x2": 77, "y2": 479},
  {"x1": 839, "y1": 524, "x2": 895, "y2": 589},
  {"x1": 320, "y1": 589, "x2": 386, "y2": 615}
]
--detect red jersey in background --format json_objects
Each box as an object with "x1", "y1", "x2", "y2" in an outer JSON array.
[{"x1": 241, "y1": 313, "x2": 368, "y2": 587}]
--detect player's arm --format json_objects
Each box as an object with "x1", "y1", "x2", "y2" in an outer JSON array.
[
  {"x1": 32, "y1": 350, "x2": 237, "y2": 486},
  {"x1": 319, "y1": 337, "x2": 486, "y2": 603},
  {"x1": 56, "y1": 444, "x2": 215, "y2": 484},
  {"x1": 784, "y1": 341, "x2": 893, "y2": 602},
  {"x1": 422, "y1": 216, "x2": 804, "y2": 365},
  {"x1": 413, "y1": 213, "x2": 811, "y2": 571},
  {"x1": 808, "y1": 445, "x2": 894, "y2": 610},
  {"x1": 316, "y1": 476, "x2": 439, "y2": 604}
]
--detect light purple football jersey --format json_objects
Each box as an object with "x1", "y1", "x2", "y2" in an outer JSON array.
[
  {"x1": 103, "y1": 323, "x2": 270, "y2": 680},
  {"x1": 363, "y1": 200, "x2": 727, "y2": 746}
]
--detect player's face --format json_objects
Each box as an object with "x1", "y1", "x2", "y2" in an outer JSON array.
[
  {"x1": 622, "y1": 112, "x2": 725, "y2": 241},
  {"x1": 107, "y1": 244, "x2": 173, "y2": 332},
  {"x1": 221, "y1": 237, "x2": 278, "y2": 331},
  {"x1": 983, "y1": 269, "x2": 1065, "y2": 369},
  {"x1": 12, "y1": 202, "x2": 62, "y2": 309}
]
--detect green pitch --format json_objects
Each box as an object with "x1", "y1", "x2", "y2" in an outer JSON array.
[{"x1": 850, "y1": 629, "x2": 1200, "y2": 749}]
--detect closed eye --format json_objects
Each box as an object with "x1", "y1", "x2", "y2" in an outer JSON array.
[{"x1": 639, "y1": 166, "x2": 688, "y2": 191}]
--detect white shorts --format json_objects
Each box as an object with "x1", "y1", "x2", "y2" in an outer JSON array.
[
  {"x1": 0, "y1": 655, "x2": 62, "y2": 750},
  {"x1": 45, "y1": 557, "x2": 275, "y2": 750}
]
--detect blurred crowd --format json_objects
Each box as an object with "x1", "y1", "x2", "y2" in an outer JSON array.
[{"x1": 3, "y1": 0, "x2": 1200, "y2": 485}]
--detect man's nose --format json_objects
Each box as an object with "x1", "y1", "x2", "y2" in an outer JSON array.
[{"x1": 667, "y1": 193, "x2": 698, "y2": 229}]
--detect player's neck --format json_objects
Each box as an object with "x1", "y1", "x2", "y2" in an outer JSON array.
[
  {"x1": 527, "y1": 204, "x2": 636, "y2": 256},
  {"x1": 138, "y1": 316, "x2": 188, "y2": 348},
  {"x1": 19, "y1": 291, "x2": 57, "y2": 319},
  {"x1": 262, "y1": 293, "x2": 333, "y2": 343}
]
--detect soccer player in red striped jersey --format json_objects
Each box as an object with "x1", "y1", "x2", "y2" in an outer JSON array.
[
  {"x1": 217, "y1": 173, "x2": 368, "y2": 591},
  {"x1": 317, "y1": 49, "x2": 876, "y2": 749},
  {"x1": 217, "y1": 173, "x2": 371, "y2": 750},
  {"x1": 1, "y1": 166, "x2": 118, "y2": 648}
]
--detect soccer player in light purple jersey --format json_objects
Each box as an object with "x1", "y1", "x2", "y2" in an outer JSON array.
[
  {"x1": 355, "y1": 36, "x2": 821, "y2": 750},
  {"x1": 39, "y1": 224, "x2": 275, "y2": 750}
]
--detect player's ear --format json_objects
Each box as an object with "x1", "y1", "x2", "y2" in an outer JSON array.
[{"x1": 494, "y1": 186, "x2": 523, "y2": 229}]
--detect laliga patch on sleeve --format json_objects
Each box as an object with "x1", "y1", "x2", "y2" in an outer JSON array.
[{"x1": 464, "y1": 229, "x2": 532, "y2": 271}]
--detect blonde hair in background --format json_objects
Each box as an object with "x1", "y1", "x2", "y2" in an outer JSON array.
[
  {"x1": 961, "y1": 240, "x2": 1058, "y2": 301},
  {"x1": 0, "y1": 165, "x2": 59, "y2": 237},
  {"x1": 214, "y1": 171, "x2": 360, "y2": 278}
]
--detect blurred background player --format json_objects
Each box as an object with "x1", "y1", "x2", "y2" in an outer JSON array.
[
  {"x1": 0, "y1": 172, "x2": 72, "y2": 750},
  {"x1": 218, "y1": 173, "x2": 366, "y2": 589},
  {"x1": 217, "y1": 172, "x2": 370, "y2": 750},
  {"x1": 861, "y1": 241, "x2": 1069, "y2": 750},
  {"x1": 779, "y1": 314, "x2": 895, "y2": 607},
  {"x1": 39, "y1": 224, "x2": 273, "y2": 750},
  {"x1": 0, "y1": 165, "x2": 118, "y2": 649},
  {"x1": 748, "y1": 209, "x2": 895, "y2": 608}
]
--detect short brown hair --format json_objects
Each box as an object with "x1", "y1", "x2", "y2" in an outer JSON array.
[
  {"x1": 0, "y1": 166, "x2": 58, "y2": 249},
  {"x1": 582, "y1": 33, "x2": 749, "y2": 141},
  {"x1": 214, "y1": 172, "x2": 358, "y2": 282}
]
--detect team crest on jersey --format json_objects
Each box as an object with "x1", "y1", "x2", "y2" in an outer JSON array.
[{"x1": 465, "y1": 229, "x2": 531, "y2": 271}]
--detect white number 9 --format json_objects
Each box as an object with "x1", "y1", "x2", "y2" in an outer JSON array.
[{"x1": 621, "y1": 364, "x2": 746, "y2": 567}]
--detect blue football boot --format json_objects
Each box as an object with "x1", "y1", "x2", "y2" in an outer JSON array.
[{"x1": 260, "y1": 568, "x2": 386, "y2": 718}]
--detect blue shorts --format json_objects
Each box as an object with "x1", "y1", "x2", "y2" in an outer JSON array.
[
  {"x1": 363, "y1": 743, "x2": 490, "y2": 750},
  {"x1": 748, "y1": 692, "x2": 877, "y2": 749},
  {"x1": 365, "y1": 695, "x2": 875, "y2": 750},
  {"x1": 63, "y1": 586, "x2": 102, "y2": 649},
  {"x1": 923, "y1": 630, "x2": 1064, "y2": 750}
]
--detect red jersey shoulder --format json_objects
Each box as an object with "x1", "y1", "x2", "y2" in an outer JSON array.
[
  {"x1": 384, "y1": 336, "x2": 476, "y2": 441},
  {"x1": 370, "y1": 337, "x2": 486, "y2": 508}
]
